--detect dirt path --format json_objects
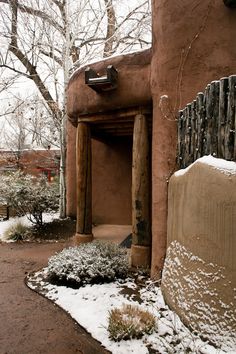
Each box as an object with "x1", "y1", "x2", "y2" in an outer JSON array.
[{"x1": 0, "y1": 242, "x2": 109, "y2": 354}]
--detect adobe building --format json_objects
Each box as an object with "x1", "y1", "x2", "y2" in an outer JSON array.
[
  {"x1": 66, "y1": 1, "x2": 236, "y2": 348},
  {"x1": 0, "y1": 149, "x2": 60, "y2": 181},
  {"x1": 66, "y1": 0, "x2": 236, "y2": 273}
]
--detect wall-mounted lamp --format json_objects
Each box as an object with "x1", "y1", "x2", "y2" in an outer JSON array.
[
  {"x1": 223, "y1": 0, "x2": 236, "y2": 8},
  {"x1": 85, "y1": 65, "x2": 118, "y2": 93}
]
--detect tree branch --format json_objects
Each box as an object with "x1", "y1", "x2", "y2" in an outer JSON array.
[
  {"x1": 0, "y1": 0, "x2": 64, "y2": 34},
  {"x1": 8, "y1": 0, "x2": 61, "y2": 120}
]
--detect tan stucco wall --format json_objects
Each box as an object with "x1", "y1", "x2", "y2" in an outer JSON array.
[
  {"x1": 150, "y1": 0, "x2": 236, "y2": 276},
  {"x1": 161, "y1": 159, "x2": 236, "y2": 350},
  {"x1": 66, "y1": 130, "x2": 132, "y2": 224},
  {"x1": 92, "y1": 137, "x2": 132, "y2": 225},
  {"x1": 67, "y1": 49, "x2": 152, "y2": 121}
]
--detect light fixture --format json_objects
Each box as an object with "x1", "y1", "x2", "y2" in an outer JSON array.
[{"x1": 85, "y1": 65, "x2": 118, "y2": 93}]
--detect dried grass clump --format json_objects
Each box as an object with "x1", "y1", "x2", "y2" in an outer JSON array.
[
  {"x1": 108, "y1": 304, "x2": 156, "y2": 341},
  {"x1": 3, "y1": 221, "x2": 30, "y2": 241}
]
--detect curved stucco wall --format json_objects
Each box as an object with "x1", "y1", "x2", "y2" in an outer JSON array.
[
  {"x1": 67, "y1": 49, "x2": 152, "y2": 121},
  {"x1": 161, "y1": 157, "x2": 236, "y2": 351},
  {"x1": 151, "y1": 0, "x2": 236, "y2": 276}
]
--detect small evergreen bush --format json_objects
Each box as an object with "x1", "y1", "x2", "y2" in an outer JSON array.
[
  {"x1": 47, "y1": 241, "x2": 129, "y2": 286},
  {"x1": 0, "y1": 171, "x2": 59, "y2": 225},
  {"x1": 4, "y1": 221, "x2": 31, "y2": 241},
  {"x1": 108, "y1": 304, "x2": 156, "y2": 341}
]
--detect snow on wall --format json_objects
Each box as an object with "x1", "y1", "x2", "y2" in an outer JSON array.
[
  {"x1": 175, "y1": 155, "x2": 236, "y2": 177},
  {"x1": 162, "y1": 156, "x2": 236, "y2": 351},
  {"x1": 162, "y1": 241, "x2": 236, "y2": 352}
]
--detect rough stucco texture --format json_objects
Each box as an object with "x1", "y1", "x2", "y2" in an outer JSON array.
[
  {"x1": 150, "y1": 0, "x2": 236, "y2": 276},
  {"x1": 92, "y1": 137, "x2": 132, "y2": 225},
  {"x1": 67, "y1": 49, "x2": 152, "y2": 120},
  {"x1": 66, "y1": 127, "x2": 132, "y2": 224},
  {"x1": 161, "y1": 160, "x2": 236, "y2": 351}
]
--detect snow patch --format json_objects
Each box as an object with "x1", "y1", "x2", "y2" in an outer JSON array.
[
  {"x1": 175, "y1": 155, "x2": 236, "y2": 177},
  {"x1": 0, "y1": 212, "x2": 59, "y2": 242},
  {"x1": 162, "y1": 241, "x2": 236, "y2": 352},
  {"x1": 27, "y1": 268, "x2": 233, "y2": 354}
]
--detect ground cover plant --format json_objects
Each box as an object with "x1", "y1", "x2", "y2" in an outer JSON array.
[{"x1": 47, "y1": 241, "x2": 129, "y2": 287}]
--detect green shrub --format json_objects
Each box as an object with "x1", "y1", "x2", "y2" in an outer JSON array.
[
  {"x1": 3, "y1": 221, "x2": 31, "y2": 241},
  {"x1": 0, "y1": 171, "x2": 59, "y2": 225},
  {"x1": 108, "y1": 304, "x2": 156, "y2": 341},
  {"x1": 47, "y1": 241, "x2": 129, "y2": 286}
]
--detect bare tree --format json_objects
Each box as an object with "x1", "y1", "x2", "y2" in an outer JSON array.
[{"x1": 0, "y1": 0, "x2": 151, "y2": 217}]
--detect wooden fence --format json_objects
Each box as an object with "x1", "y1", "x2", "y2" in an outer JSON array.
[{"x1": 177, "y1": 75, "x2": 236, "y2": 168}]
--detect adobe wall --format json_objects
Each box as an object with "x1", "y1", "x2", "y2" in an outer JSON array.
[
  {"x1": 92, "y1": 137, "x2": 132, "y2": 225},
  {"x1": 65, "y1": 124, "x2": 132, "y2": 224},
  {"x1": 150, "y1": 0, "x2": 236, "y2": 276},
  {"x1": 67, "y1": 49, "x2": 152, "y2": 122},
  {"x1": 0, "y1": 149, "x2": 60, "y2": 177},
  {"x1": 161, "y1": 158, "x2": 236, "y2": 351},
  {"x1": 66, "y1": 49, "x2": 151, "y2": 223}
]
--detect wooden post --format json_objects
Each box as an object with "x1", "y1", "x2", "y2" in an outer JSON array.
[
  {"x1": 131, "y1": 114, "x2": 151, "y2": 268},
  {"x1": 74, "y1": 122, "x2": 93, "y2": 244}
]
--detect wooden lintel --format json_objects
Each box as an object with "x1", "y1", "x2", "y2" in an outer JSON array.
[
  {"x1": 78, "y1": 106, "x2": 152, "y2": 124},
  {"x1": 96, "y1": 122, "x2": 134, "y2": 129}
]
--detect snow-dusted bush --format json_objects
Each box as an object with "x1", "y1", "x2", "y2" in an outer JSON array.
[
  {"x1": 3, "y1": 221, "x2": 31, "y2": 241},
  {"x1": 47, "y1": 241, "x2": 129, "y2": 286},
  {"x1": 108, "y1": 304, "x2": 156, "y2": 341},
  {"x1": 0, "y1": 171, "x2": 59, "y2": 225}
]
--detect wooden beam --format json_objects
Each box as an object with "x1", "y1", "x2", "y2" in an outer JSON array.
[
  {"x1": 75, "y1": 122, "x2": 93, "y2": 243},
  {"x1": 78, "y1": 106, "x2": 152, "y2": 123},
  {"x1": 131, "y1": 114, "x2": 151, "y2": 267}
]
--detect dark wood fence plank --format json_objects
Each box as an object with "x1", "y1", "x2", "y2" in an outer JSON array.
[
  {"x1": 218, "y1": 77, "x2": 229, "y2": 158},
  {"x1": 177, "y1": 74, "x2": 236, "y2": 167}
]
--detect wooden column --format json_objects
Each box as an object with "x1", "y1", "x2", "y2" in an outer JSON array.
[
  {"x1": 131, "y1": 114, "x2": 151, "y2": 267},
  {"x1": 74, "y1": 122, "x2": 93, "y2": 244}
]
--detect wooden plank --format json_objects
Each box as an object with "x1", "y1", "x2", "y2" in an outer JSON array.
[
  {"x1": 177, "y1": 110, "x2": 183, "y2": 168},
  {"x1": 78, "y1": 106, "x2": 152, "y2": 123},
  {"x1": 204, "y1": 84, "x2": 211, "y2": 155},
  {"x1": 132, "y1": 114, "x2": 150, "y2": 247},
  {"x1": 211, "y1": 80, "x2": 220, "y2": 157},
  {"x1": 191, "y1": 100, "x2": 197, "y2": 163},
  {"x1": 225, "y1": 75, "x2": 236, "y2": 160},
  {"x1": 182, "y1": 107, "x2": 187, "y2": 168},
  {"x1": 218, "y1": 77, "x2": 229, "y2": 158},
  {"x1": 185, "y1": 103, "x2": 192, "y2": 167},
  {"x1": 196, "y1": 92, "x2": 205, "y2": 159}
]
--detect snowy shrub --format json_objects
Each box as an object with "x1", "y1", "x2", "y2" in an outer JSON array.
[
  {"x1": 0, "y1": 171, "x2": 59, "y2": 225},
  {"x1": 108, "y1": 304, "x2": 156, "y2": 341},
  {"x1": 3, "y1": 221, "x2": 31, "y2": 241},
  {"x1": 47, "y1": 241, "x2": 129, "y2": 286}
]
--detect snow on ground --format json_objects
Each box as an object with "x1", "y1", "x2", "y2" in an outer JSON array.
[
  {"x1": 175, "y1": 155, "x2": 236, "y2": 177},
  {"x1": 27, "y1": 269, "x2": 232, "y2": 354},
  {"x1": 0, "y1": 212, "x2": 59, "y2": 242}
]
